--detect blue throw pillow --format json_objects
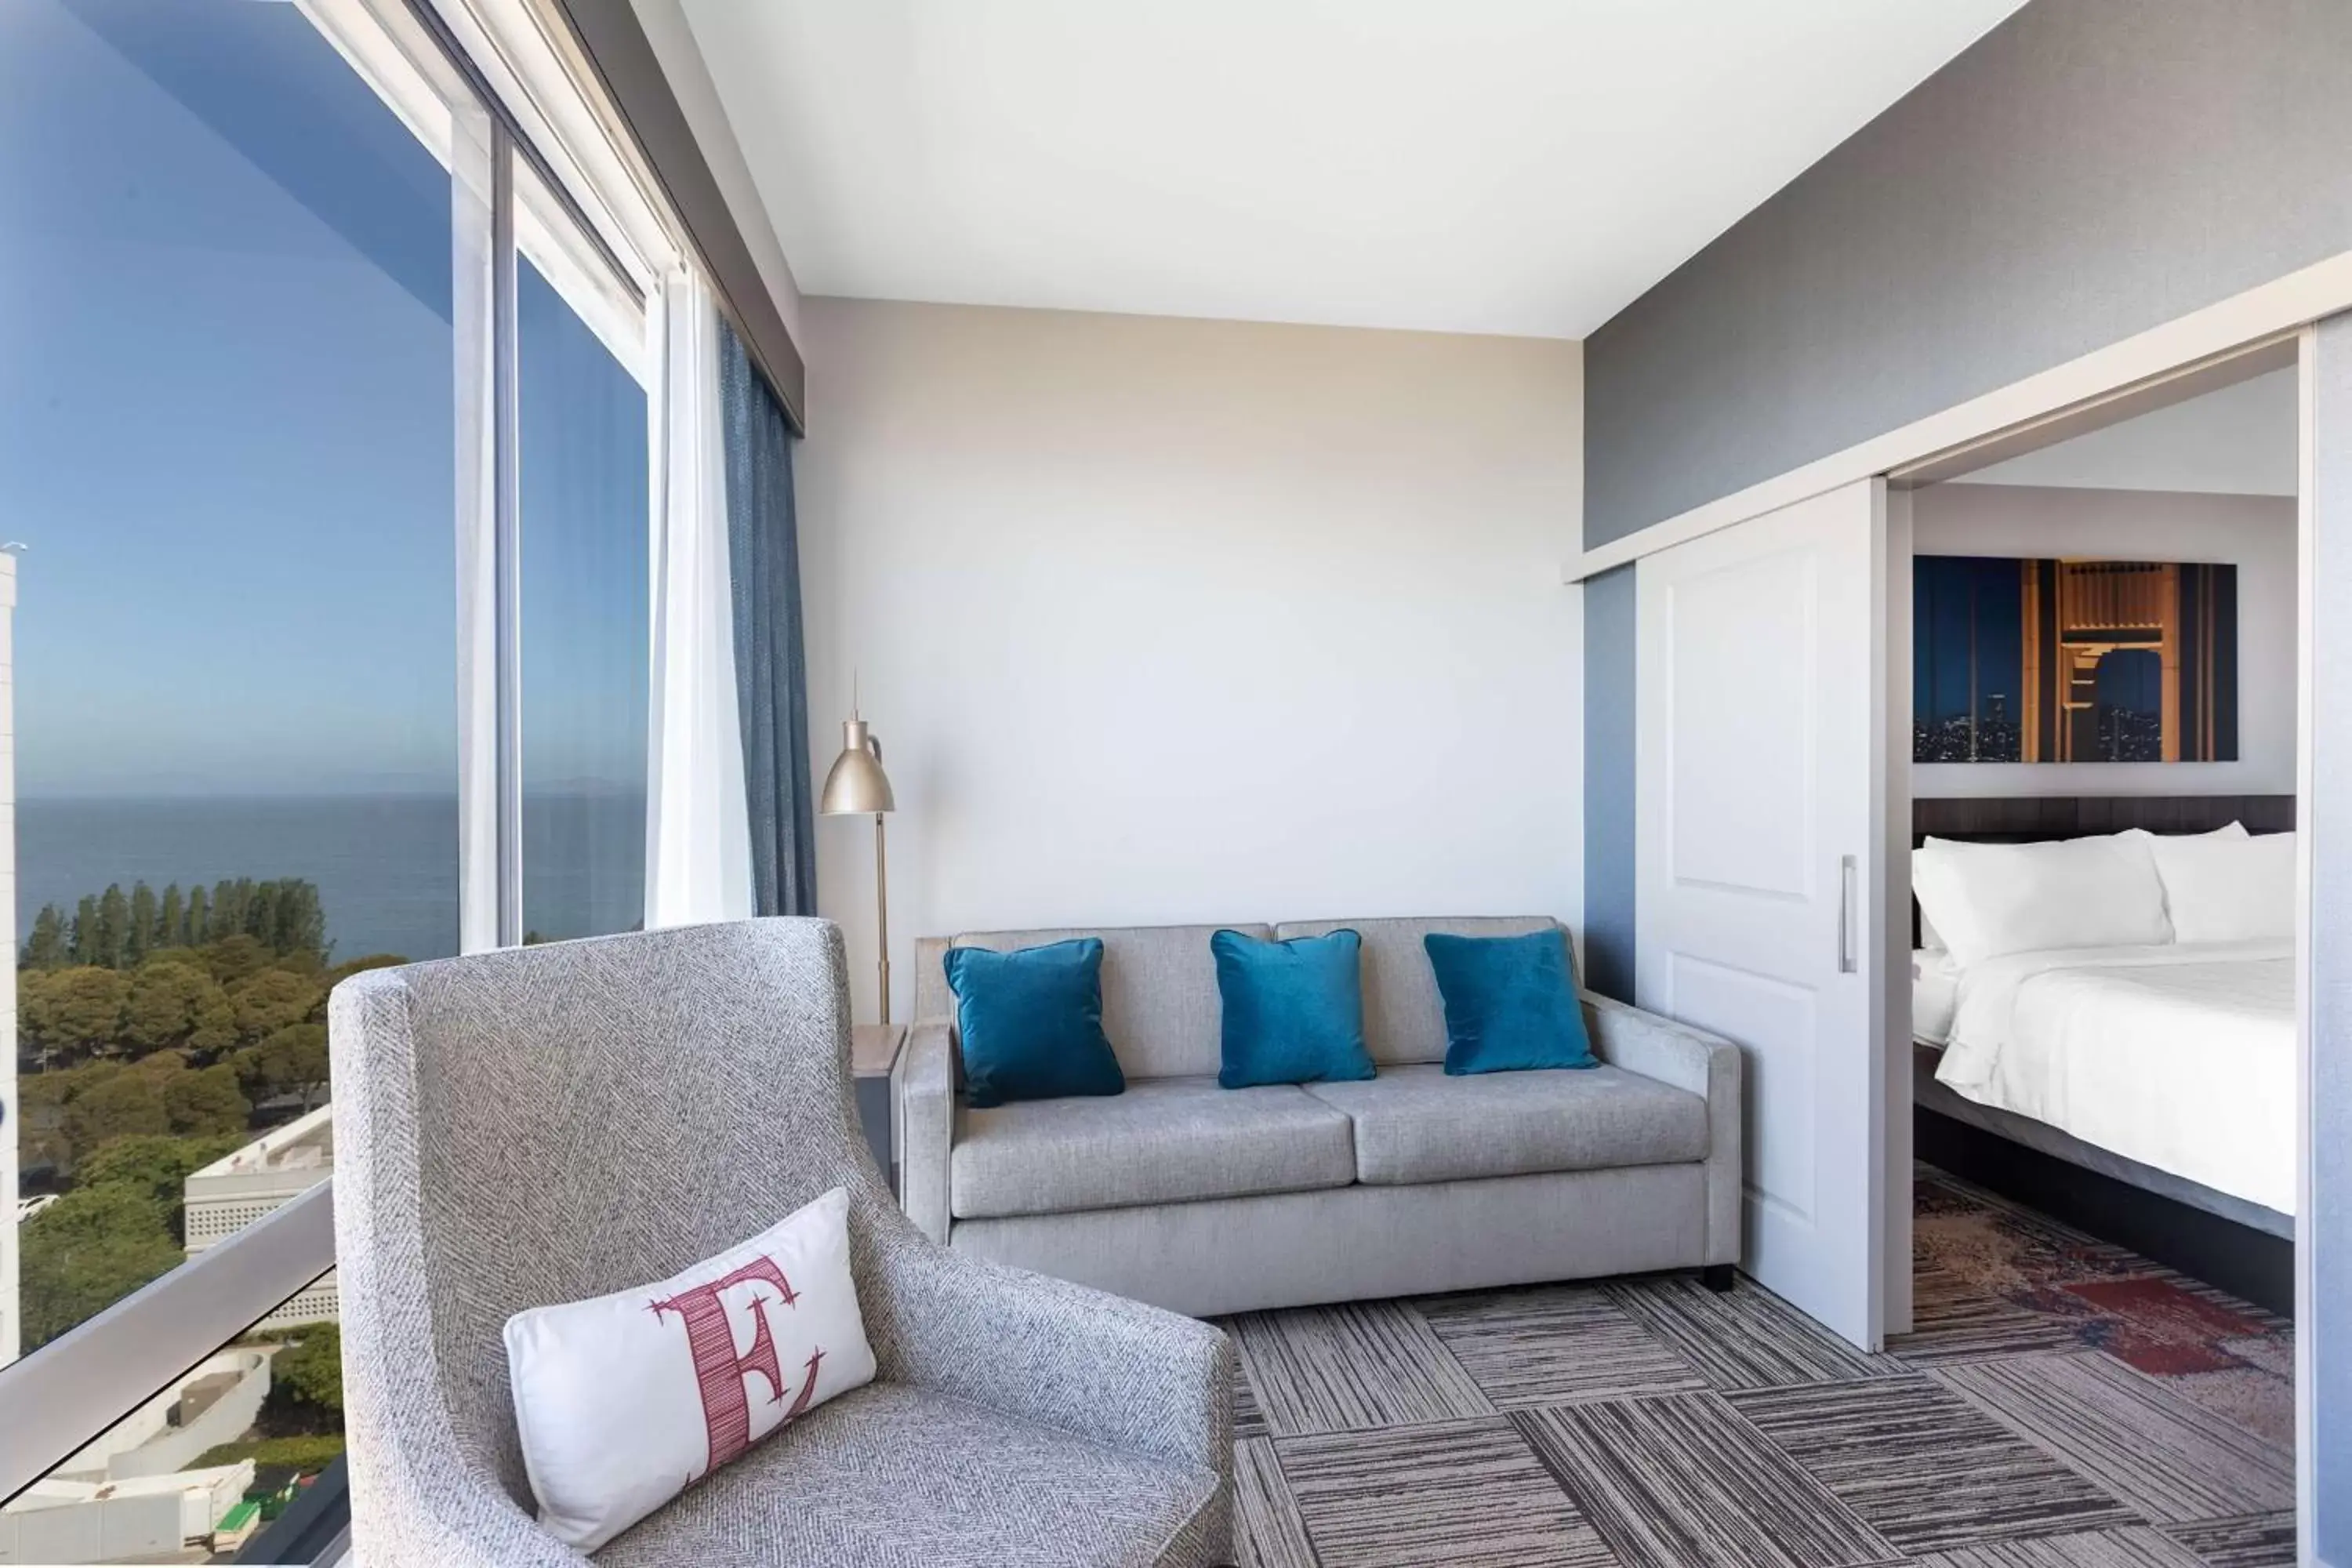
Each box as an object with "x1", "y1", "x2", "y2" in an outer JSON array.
[
  {"x1": 943, "y1": 938, "x2": 1127, "y2": 1109},
  {"x1": 1424, "y1": 928, "x2": 1596, "y2": 1076},
  {"x1": 1211, "y1": 928, "x2": 1375, "y2": 1089}
]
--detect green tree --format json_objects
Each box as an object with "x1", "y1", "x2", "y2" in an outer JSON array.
[
  {"x1": 205, "y1": 934, "x2": 271, "y2": 987},
  {"x1": 212, "y1": 880, "x2": 252, "y2": 946},
  {"x1": 266, "y1": 881, "x2": 328, "y2": 965},
  {"x1": 186, "y1": 884, "x2": 211, "y2": 946},
  {"x1": 321, "y1": 953, "x2": 408, "y2": 988},
  {"x1": 22, "y1": 967, "x2": 129, "y2": 1060},
  {"x1": 68, "y1": 894, "x2": 99, "y2": 965},
  {"x1": 121, "y1": 961, "x2": 238, "y2": 1057},
  {"x1": 263, "y1": 1323, "x2": 344, "y2": 1434},
  {"x1": 12, "y1": 1061, "x2": 106, "y2": 1171},
  {"x1": 163, "y1": 1063, "x2": 249, "y2": 1138},
  {"x1": 76, "y1": 1131, "x2": 244, "y2": 1242},
  {"x1": 236, "y1": 1023, "x2": 330, "y2": 1111},
  {"x1": 18, "y1": 1185, "x2": 183, "y2": 1348},
  {"x1": 157, "y1": 883, "x2": 186, "y2": 952},
  {"x1": 61, "y1": 1069, "x2": 170, "y2": 1160},
  {"x1": 232, "y1": 970, "x2": 318, "y2": 1043},
  {"x1": 126, "y1": 882, "x2": 158, "y2": 966},
  {"x1": 93, "y1": 884, "x2": 131, "y2": 970},
  {"x1": 21, "y1": 904, "x2": 68, "y2": 969}
]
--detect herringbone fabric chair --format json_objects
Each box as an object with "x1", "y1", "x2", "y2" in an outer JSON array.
[{"x1": 329, "y1": 918, "x2": 1233, "y2": 1566}]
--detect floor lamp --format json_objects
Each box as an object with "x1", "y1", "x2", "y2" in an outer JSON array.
[{"x1": 820, "y1": 713, "x2": 897, "y2": 1024}]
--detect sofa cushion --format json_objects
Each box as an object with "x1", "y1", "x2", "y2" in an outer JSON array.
[
  {"x1": 593, "y1": 1381, "x2": 1219, "y2": 1567},
  {"x1": 1211, "y1": 927, "x2": 1375, "y2": 1088},
  {"x1": 1303, "y1": 1062, "x2": 1708, "y2": 1185},
  {"x1": 1275, "y1": 916, "x2": 1563, "y2": 1065},
  {"x1": 944, "y1": 938, "x2": 1125, "y2": 1108},
  {"x1": 952, "y1": 924, "x2": 1265, "y2": 1080},
  {"x1": 950, "y1": 1076, "x2": 1354, "y2": 1219},
  {"x1": 1425, "y1": 927, "x2": 1596, "y2": 1075}
]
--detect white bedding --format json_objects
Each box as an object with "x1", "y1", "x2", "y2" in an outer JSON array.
[
  {"x1": 1933, "y1": 940, "x2": 2296, "y2": 1216},
  {"x1": 1912, "y1": 949, "x2": 1960, "y2": 1046}
]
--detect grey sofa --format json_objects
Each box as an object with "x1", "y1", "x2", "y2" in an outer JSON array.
[
  {"x1": 899, "y1": 916, "x2": 1741, "y2": 1318},
  {"x1": 330, "y1": 919, "x2": 1232, "y2": 1566}
]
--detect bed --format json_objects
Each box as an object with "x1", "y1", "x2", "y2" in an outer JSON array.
[{"x1": 1910, "y1": 794, "x2": 2296, "y2": 1311}]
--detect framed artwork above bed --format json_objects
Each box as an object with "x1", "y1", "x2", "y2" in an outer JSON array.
[{"x1": 1915, "y1": 555, "x2": 2238, "y2": 764}]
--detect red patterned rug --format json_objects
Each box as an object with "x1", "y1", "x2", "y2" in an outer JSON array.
[{"x1": 1911, "y1": 1165, "x2": 2294, "y2": 1446}]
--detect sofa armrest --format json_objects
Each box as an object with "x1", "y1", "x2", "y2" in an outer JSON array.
[
  {"x1": 1582, "y1": 992, "x2": 1744, "y2": 1266},
  {"x1": 894, "y1": 1019, "x2": 956, "y2": 1243}
]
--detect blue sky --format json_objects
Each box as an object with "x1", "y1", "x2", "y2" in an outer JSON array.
[{"x1": 0, "y1": 0, "x2": 648, "y2": 799}]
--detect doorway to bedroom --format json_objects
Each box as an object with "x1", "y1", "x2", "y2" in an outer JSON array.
[{"x1": 1892, "y1": 349, "x2": 2300, "y2": 1477}]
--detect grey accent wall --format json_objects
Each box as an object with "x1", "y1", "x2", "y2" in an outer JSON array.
[
  {"x1": 1582, "y1": 0, "x2": 2352, "y2": 1062},
  {"x1": 1581, "y1": 564, "x2": 1636, "y2": 1002},
  {"x1": 1580, "y1": 16, "x2": 2352, "y2": 1524},
  {"x1": 2310, "y1": 314, "x2": 2352, "y2": 1567},
  {"x1": 1583, "y1": 0, "x2": 2352, "y2": 550}
]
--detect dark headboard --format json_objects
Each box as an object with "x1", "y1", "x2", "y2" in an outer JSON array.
[
  {"x1": 1911, "y1": 795, "x2": 2296, "y2": 945},
  {"x1": 1912, "y1": 795, "x2": 2296, "y2": 848}
]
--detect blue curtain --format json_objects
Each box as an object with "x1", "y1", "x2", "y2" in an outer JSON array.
[{"x1": 720, "y1": 321, "x2": 816, "y2": 916}]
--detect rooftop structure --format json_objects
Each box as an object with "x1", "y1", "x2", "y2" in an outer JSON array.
[{"x1": 184, "y1": 1105, "x2": 336, "y2": 1330}]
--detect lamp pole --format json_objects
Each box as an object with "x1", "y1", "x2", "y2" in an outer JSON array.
[
  {"x1": 820, "y1": 711, "x2": 897, "y2": 1026},
  {"x1": 873, "y1": 808, "x2": 891, "y2": 1026}
]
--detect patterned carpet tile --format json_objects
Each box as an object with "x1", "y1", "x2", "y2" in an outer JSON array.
[
  {"x1": 1599, "y1": 1273, "x2": 1913, "y2": 1392},
  {"x1": 2161, "y1": 1512, "x2": 2301, "y2": 1568},
  {"x1": 1229, "y1": 1300, "x2": 1494, "y2": 1436},
  {"x1": 1513, "y1": 1393, "x2": 1896, "y2": 1568},
  {"x1": 2062, "y1": 1277, "x2": 2283, "y2": 1376},
  {"x1": 1936, "y1": 1353, "x2": 2295, "y2": 1526},
  {"x1": 1234, "y1": 1362, "x2": 1269, "y2": 1440},
  {"x1": 1915, "y1": 1170, "x2": 2151, "y2": 1293},
  {"x1": 2164, "y1": 1366, "x2": 2296, "y2": 1451},
  {"x1": 1234, "y1": 1437, "x2": 1316, "y2": 1568},
  {"x1": 1218, "y1": 1169, "x2": 2294, "y2": 1568},
  {"x1": 1276, "y1": 1417, "x2": 1615, "y2": 1568},
  {"x1": 1911, "y1": 1167, "x2": 2296, "y2": 1443},
  {"x1": 1907, "y1": 1526, "x2": 2209, "y2": 1567},
  {"x1": 1726, "y1": 1375, "x2": 2140, "y2": 1554},
  {"x1": 1890, "y1": 1261, "x2": 2088, "y2": 1366},
  {"x1": 1419, "y1": 1284, "x2": 1708, "y2": 1408}
]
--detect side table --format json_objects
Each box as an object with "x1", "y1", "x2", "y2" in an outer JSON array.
[{"x1": 851, "y1": 1022, "x2": 907, "y2": 1196}]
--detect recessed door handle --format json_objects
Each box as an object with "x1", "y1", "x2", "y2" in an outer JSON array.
[{"x1": 1838, "y1": 855, "x2": 1857, "y2": 975}]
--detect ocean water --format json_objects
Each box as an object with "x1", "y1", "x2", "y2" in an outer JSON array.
[{"x1": 15, "y1": 794, "x2": 647, "y2": 964}]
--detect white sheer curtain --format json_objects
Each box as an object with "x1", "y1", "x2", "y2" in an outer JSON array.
[{"x1": 646, "y1": 270, "x2": 755, "y2": 926}]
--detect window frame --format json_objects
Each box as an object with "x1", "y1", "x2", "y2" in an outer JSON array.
[{"x1": 0, "y1": 0, "x2": 691, "y2": 1537}]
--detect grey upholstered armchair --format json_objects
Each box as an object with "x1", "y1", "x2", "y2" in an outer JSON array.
[{"x1": 328, "y1": 919, "x2": 1233, "y2": 1566}]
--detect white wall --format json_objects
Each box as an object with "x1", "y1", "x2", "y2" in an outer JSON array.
[
  {"x1": 1912, "y1": 482, "x2": 2296, "y2": 799},
  {"x1": 1952, "y1": 367, "x2": 2296, "y2": 497},
  {"x1": 796, "y1": 300, "x2": 1584, "y2": 1024}
]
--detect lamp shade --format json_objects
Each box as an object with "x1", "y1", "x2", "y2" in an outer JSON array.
[{"x1": 820, "y1": 717, "x2": 895, "y2": 815}]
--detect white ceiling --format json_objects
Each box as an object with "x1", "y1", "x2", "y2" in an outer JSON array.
[
  {"x1": 1952, "y1": 368, "x2": 2298, "y2": 497},
  {"x1": 675, "y1": 0, "x2": 2027, "y2": 340}
]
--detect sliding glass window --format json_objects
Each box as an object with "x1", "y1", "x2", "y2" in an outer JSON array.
[
  {"x1": 0, "y1": 0, "x2": 666, "y2": 1555},
  {"x1": 518, "y1": 176, "x2": 652, "y2": 946},
  {"x1": 1, "y1": 0, "x2": 479, "y2": 1463}
]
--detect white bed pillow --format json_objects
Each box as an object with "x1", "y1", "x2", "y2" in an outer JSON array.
[
  {"x1": 1913, "y1": 833, "x2": 2172, "y2": 967},
  {"x1": 2147, "y1": 829, "x2": 2297, "y2": 944},
  {"x1": 505, "y1": 1187, "x2": 877, "y2": 1552},
  {"x1": 1911, "y1": 850, "x2": 1948, "y2": 953},
  {"x1": 1910, "y1": 822, "x2": 2244, "y2": 957}
]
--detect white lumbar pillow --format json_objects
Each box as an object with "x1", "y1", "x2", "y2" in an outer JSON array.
[
  {"x1": 505, "y1": 1187, "x2": 877, "y2": 1553},
  {"x1": 1913, "y1": 832, "x2": 2172, "y2": 967},
  {"x1": 2147, "y1": 829, "x2": 2298, "y2": 944}
]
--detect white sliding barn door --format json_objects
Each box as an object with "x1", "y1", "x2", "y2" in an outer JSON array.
[{"x1": 1636, "y1": 477, "x2": 1894, "y2": 1348}]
